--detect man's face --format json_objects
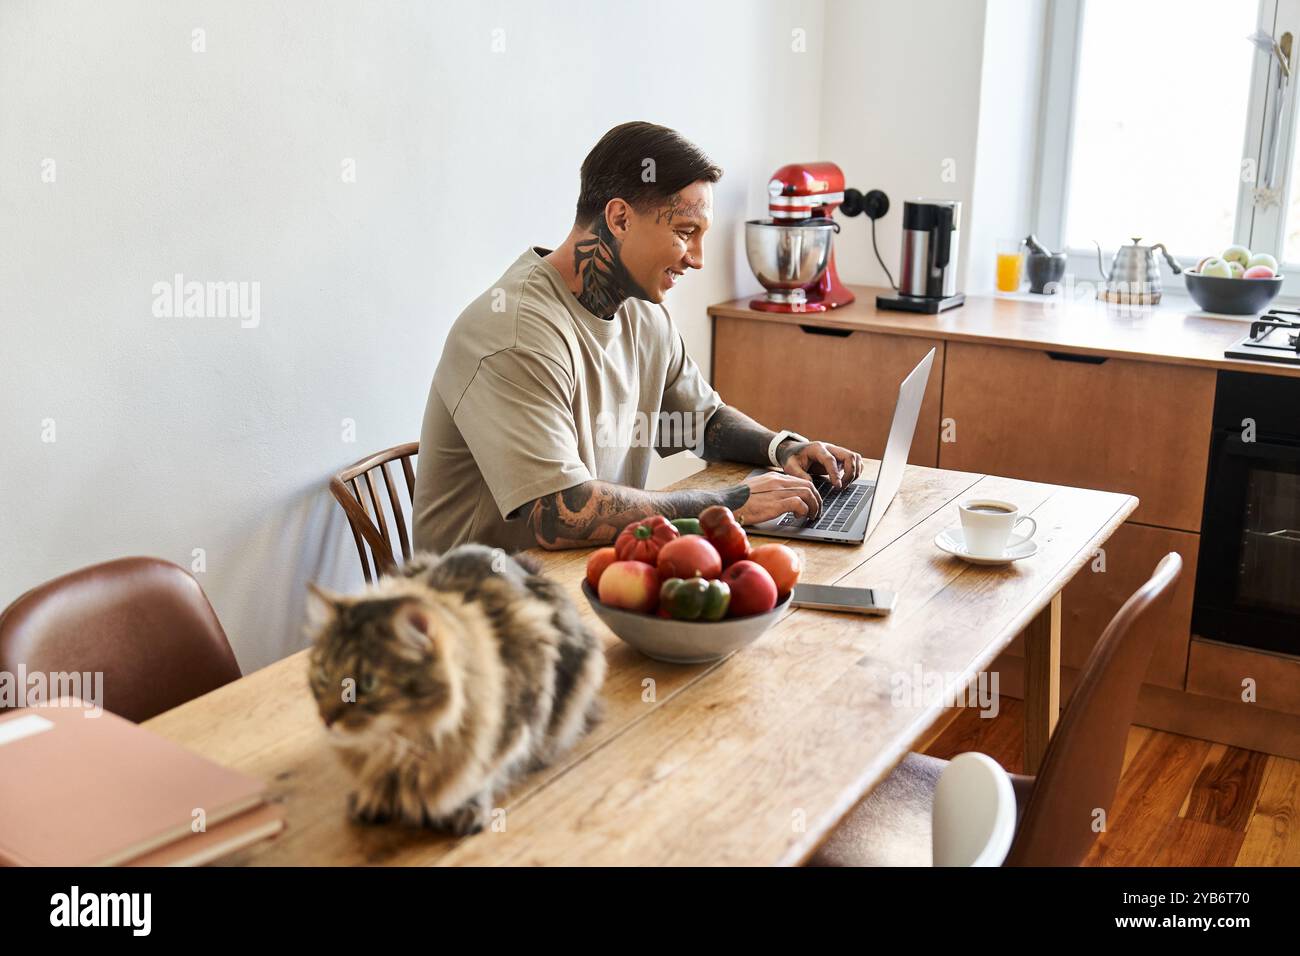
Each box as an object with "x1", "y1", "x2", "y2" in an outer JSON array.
[{"x1": 618, "y1": 181, "x2": 713, "y2": 303}]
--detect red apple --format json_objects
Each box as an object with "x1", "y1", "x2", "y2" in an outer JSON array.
[
  {"x1": 598, "y1": 560, "x2": 660, "y2": 613},
  {"x1": 1243, "y1": 264, "x2": 1277, "y2": 279},
  {"x1": 719, "y1": 560, "x2": 779, "y2": 617}
]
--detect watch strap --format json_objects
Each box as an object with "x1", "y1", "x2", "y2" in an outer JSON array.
[{"x1": 768, "y1": 429, "x2": 808, "y2": 467}]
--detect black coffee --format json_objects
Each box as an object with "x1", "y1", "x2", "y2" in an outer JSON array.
[{"x1": 967, "y1": 505, "x2": 1013, "y2": 514}]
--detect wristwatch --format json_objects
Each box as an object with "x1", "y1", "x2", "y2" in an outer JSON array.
[{"x1": 767, "y1": 429, "x2": 808, "y2": 467}]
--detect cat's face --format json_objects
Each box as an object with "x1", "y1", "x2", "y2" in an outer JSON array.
[{"x1": 305, "y1": 585, "x2": 455, "y2": 741}]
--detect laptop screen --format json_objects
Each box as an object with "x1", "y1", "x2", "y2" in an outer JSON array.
[{"x1": 861, "y1": 347, "x2": 936, "y2": 540}]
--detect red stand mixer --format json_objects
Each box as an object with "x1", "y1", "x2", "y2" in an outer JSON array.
[{"x1": 746, "y1": 162, "x2": 883, "y2": 313}]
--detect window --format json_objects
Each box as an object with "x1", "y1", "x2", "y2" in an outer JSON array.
[{"x1": 1038, "y1": 0, "x2": 1300, "y2": 295}]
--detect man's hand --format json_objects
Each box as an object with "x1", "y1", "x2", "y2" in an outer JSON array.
[
  {"x1": 736, "y1": 471, "x2": 823, "y2": 525},
  {"x1": 776, "y1": 439, "x2": 865, "y2": 491}
]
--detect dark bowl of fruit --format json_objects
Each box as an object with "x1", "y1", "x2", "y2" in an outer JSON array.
[
  {"x1": 1183, "y1": 246, "x2": 1283, "y2": 315},
  {"x1": 581, "y1": 509, "x2": 803, "y2": 664}
]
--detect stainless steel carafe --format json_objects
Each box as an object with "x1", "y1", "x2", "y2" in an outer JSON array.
[{"x1": 899, "y1": 199, "x2": 961, "y2": 298}]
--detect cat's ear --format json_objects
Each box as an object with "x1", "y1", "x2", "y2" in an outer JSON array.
[
  {"x1": 395, "y1": 603, "x2": 437, "y2": 653},
  {"x1": 305, "y1": 582, "x2": 342, "y2": 633}
]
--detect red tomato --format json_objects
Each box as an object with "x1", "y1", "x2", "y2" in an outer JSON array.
[
  {"x1": 748, "y1": 544, "x2": 804, "y2": 599},
  {"x1": 585, "y1": 547, "x2": 619, "y2": 590},
  {"x1": 719, "y1": 560, "x2": 778, "y2": 617},
  {"x1": 656, "y1": 536, "x2": 722, "y2": 581},
  {"x1": 698, "y1": 504, "x2": 751, "y2": 567},
  {"x1": 597, "y1": 560, "x2": 660, "y2": 614}
]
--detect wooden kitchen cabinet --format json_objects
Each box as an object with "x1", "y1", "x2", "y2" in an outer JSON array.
[
  {"x1": 1187, "y1": 640, "x2": 1300, "y2": 716},
  {"x1": 938, "y1": 341, "x2": 1216, "y2": 531},
  {"x1": 1061, "y1": 522, "x2": 1198, "y2": 689},
  {"x1": 711, "y1": 316, "x2": 944, "y2": 466},
  {"x1": 1001, "y1": 521, "x2": 1198, "y2": 690}
]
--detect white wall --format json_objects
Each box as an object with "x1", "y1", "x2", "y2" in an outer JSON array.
[
  {"x1": 818, "y1": 0, "x2": 987, "y2": 291},
  {"x1": 0, "y1": 0, "x2": 825, "y2": 671},
  {"x1": 965, "y1": 0, "x2": 1048, "y2": 293}
]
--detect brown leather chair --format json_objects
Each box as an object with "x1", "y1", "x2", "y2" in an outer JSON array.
[
  {"x1": 811, "y1": 552, "x2": 1184, "y2": 866},
  {"x1": 0, "y1": 557, "x2": 241, "y2": 723},
  {"x1": 329, "y1": 442, "x2": 418, "y2": 583}
]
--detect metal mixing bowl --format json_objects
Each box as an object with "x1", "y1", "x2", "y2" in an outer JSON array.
[{"x1": 745, "y1": 219, "x2": 836, "y2": 298}]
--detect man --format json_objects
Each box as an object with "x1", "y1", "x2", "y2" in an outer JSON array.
[{"x1": 413, "y1": 121, "x2": 864, "y2": 553}]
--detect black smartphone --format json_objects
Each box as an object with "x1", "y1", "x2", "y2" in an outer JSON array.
[{"x1": 790, "y1": 583, "x2": 897, "y2": 615}]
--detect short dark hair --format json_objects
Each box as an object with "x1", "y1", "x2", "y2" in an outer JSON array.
[{"x1": 575, "y1": 121, "x2": 722, "y2": 226}]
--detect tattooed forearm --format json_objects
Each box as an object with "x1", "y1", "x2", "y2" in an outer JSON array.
[
  {"x1": 701, "y1": 405, "x2": 780, "y2": 465},
  {"x1": 527, "y1": 479, "x2": 749, "y2": 549},
  {"x1": 573, "y1": 218, "x2": 650, "y2": 318}
]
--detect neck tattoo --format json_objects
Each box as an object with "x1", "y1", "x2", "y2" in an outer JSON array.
[{"x1": 573, "y1": 219, "x2": 648, "y2": 318}]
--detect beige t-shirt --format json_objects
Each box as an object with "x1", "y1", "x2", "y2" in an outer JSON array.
[{"x1": 413, "y1": 247, "x2": 725, "y2": 554}]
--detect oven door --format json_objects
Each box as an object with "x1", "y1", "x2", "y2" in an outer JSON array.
[{"x1": 1193, "y1": 431, "x2": 1300, "y2": 655}]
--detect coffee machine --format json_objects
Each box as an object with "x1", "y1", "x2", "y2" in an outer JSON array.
[
  {"x1": 876, "y1": 199, "x2": 965, "y2": 314},
  {"x1": 745, "y1": 162, "x2": 859, "y2": 312}
]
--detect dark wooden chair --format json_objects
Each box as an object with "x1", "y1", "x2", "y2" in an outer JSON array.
[
  {"x1": 328, "y1": 442, "x2": 419, "y2": 583},
  {"x1": 810, "y1": 552, "x2": 1184, "y2": 866},
  {"x1": 0, "y1": 557, "x2": 242, "y2": 722}
]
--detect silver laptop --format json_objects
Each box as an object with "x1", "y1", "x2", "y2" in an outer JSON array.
[{"x1": 745, "y1": 347, "x2": 935, "y2": 545}]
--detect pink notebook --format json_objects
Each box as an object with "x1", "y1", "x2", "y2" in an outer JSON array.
[
  {"x1": 0, "y1": 698, "x2": 269, "y2": 866},
  {"x1": 124, "y1": 802, "x2": 285, "y2": 867}
]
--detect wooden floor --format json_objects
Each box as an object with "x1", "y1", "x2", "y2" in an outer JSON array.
[{"x1": 922, "y1": 698, "x2": 1300, "y2": 866}]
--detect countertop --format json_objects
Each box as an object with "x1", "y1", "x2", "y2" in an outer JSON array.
[{"x1": 707, "y1": 285, "x2": 1300, "y2": 379}]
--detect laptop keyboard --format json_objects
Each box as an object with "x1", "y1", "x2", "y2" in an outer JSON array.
[{"x1": 778, "y1": 476, "x2": 869, "y2": 532}]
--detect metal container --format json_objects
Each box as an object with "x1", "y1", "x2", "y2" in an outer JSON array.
[
  {"x1": 899, "y1": 200, "x2": 961, "y2": 298},
  {"x1": 744, "y1": 219, "x2": 836, "y2": 306},
  {"x1": 1094, "y1": 237, "x2": 1181, "y2": 304}
]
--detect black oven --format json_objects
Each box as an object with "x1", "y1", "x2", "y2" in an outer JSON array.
[{"x1": 1193, "y1": 371, "x2": 1300, "y2": 656}]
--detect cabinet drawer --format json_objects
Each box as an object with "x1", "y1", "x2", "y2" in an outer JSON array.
[
  {"x1": 1002, "y1": 521, "x2": 1197, "y2": 691},
  {"x1": 1188, "y1": 640, "x2": 1300, "y2": 716},
  {"x1": 938, "y1": 342, "x2": 1215, "y2": 531},
  {"x1": 711, "y1": 316, "x2": 944, "y2": 466}
]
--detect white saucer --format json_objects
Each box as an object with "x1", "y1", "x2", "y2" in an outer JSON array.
[{"x1": 935, "y1": 527, "x2": 1038, "y2": 565}]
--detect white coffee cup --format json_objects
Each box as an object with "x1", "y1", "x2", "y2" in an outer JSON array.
[{"x1": 958, "y1": 499, "x2": 1037, "y2": 558}]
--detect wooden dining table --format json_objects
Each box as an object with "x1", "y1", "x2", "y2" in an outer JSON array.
[{"x1": 144, "y1": 460, "x2": 1136, "y2": 866}]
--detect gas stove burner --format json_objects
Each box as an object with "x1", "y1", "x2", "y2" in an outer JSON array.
[{"x1": 1226, "y1": 308, "x2": 1300, "y2": 364}]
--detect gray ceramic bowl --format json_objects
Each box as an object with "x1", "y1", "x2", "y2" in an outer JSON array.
[
  {"x1": 1183, "y1": 270, "x2": 1283, "y2": 315},
  {"x1": 581, "y1": 580, "x2": 792, "y2": 664}
]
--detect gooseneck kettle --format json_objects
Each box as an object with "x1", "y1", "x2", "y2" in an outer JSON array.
[{"x1": 1094, "y1": 237, "x2": 1181, "y2": 304}]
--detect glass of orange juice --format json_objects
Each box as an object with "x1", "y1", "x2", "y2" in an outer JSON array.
[{"x1": 996, "y1": 239, "x2": 1025, "y2": 293}]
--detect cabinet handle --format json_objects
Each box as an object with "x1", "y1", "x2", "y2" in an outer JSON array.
[
  {"x1": 1045, "y1": 350, "x2": 1108, "y2": 365},
  {"x1": 798, "y1": 324, "x2": 853, "y2": 337}
]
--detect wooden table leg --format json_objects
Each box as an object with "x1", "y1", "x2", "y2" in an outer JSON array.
[{"x1": 1022, "y1": 592, "x2": 1062, "y2": 775}]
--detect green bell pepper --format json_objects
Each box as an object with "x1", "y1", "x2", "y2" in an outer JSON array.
[
  {"x1": 659, "y1": 575, "x2": 731, "y2": 621},
  {"x1": 670, "y1": 517, "x2": 702, "y2": 536}
]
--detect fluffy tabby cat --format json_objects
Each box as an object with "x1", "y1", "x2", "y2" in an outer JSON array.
[{"x1": 305, "y1": 544, "x2": 606, "y2": 835}]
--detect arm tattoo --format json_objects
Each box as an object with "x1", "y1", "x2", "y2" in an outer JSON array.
[
  {"x1": 527, "y1": 480, "x2": 749, "y2": 550},
  {"x1": 701, "y1": 405, "x2": 779, "y2": 465},
  {"x1": 573, "y1": 219, "x2": 649, "y2": 318}
]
